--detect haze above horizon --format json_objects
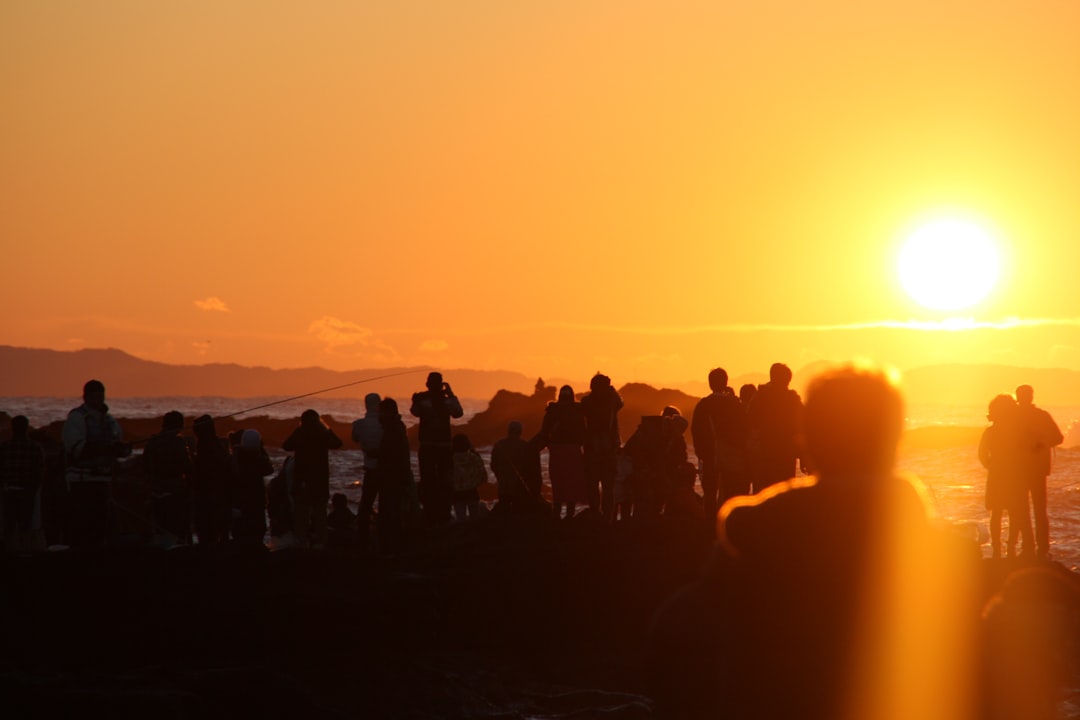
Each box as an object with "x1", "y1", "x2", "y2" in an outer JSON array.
[{"x1": 2, "y1": 2, "x2": 1079, "y2": 385}]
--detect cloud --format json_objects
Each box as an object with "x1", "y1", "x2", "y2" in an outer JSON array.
[
  {"x1": 419, "y1": 339, "x2": 449, "y2": 352},
  {"x1": 192, "y1": 340, "x2": 211, "y2": 355},
  {"x1": 194, "y1": 297, "x2": 230, "y2": 313},
  {"x1": 308, "y1": 316, "x2": 398, "y2": 357}
]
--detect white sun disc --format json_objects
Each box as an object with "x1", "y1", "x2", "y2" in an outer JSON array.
[{"x1": 898, "y1": 219, "x2": 1000, "y2": 311}]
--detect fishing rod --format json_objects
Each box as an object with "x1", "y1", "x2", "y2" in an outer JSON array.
[
  {"x1": 220, "y1": 368, "x2": 429, "y2": 419},
  {"x1": 123, "y1": 368, "x2": 430, "y2": 445}
]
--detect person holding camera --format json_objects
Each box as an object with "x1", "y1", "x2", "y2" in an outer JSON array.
[{"x1": 410, "y1": 371, "x2": 464, "y2": 526}]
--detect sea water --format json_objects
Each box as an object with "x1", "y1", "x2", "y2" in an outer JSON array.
[{"x1": 5, "y1": 396, "x2": 1080, "y2": 571}]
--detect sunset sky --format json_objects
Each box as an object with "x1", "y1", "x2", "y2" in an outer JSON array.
[{"x1": 3, "y1": 1, "x2": 1079, "y2": 386}]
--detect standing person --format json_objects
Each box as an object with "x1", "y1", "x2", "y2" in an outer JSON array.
[
  {"x1": 581, "y1": 373, "x2": 623, "y2": 520},
  {"x1": 451, "y1": 433, "x2": 487, "y2": 521},
  {"x1": 978, "y1": 394, "x2": 1032, "y2": 558},
  {"x1": 691, "y1": 368, "x2": 748, "y2": 526},
  {"x1": 0, "y1": 416, "x2": 46, "y2": 553},
  {"x1": 191, "y1": 415, "x2": 232, "y2": 545},
  {"x1": 351, "y1": 392, "x2": 383, "y2": 545},
  {"x1": 142, "y1": 411, "x2": 194, "y2": 544},
  {"x1": 229, "y1": 429, "x2": 274, "y2": 545},
  {"x1": 376, "y1": 398, "x2": 411, "y2": 553},
  {"x1": 746, "y1": 363, "x2": 805, "y2": 493},
  {"x1": 540, "y1": 386, "x2": 589, "y2": 519},
  {"x1": 1014, "y1": 384, "x2": 1065, "y2": 559},
  {"x1": 410, "y1": 371, "x2": 464, "y2": 526},
  {"x1": 491, "y1": 422, "x2": 544, "y2": 513},
  {"x1": 62, "y1": 380, "x2": 130, "y2": 548},
  {"x1": 282, "y1": 409, "x2": 343, "y2": 549}
]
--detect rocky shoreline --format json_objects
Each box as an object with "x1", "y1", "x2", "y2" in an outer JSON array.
[{"x1": 2, "y1": 513, "x2": 1078, "y2": 719}]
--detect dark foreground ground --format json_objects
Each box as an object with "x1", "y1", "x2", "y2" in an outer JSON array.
[{"x1": 2, "y1": 514, "x2": 1078, "y2": 719}]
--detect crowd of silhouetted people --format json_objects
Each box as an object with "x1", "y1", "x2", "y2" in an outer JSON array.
[
  {"x1": 1, "y1": 364, "x2": 1078, "y2": 719},
  {"x1": 0, "y1": 366, "x2": 1070, "y2": 561}
]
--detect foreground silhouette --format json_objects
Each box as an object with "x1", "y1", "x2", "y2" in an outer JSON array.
[{"x1": 650, "y1": 365, "x2": 987, "y2": 720}]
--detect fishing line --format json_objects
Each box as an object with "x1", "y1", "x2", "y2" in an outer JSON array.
[
  {"x1": 124, "y1": 368, "x2": 429, "y2": 445},
  {"x1": 220, "y1": 368, "x2": 428, "y2": 419}
]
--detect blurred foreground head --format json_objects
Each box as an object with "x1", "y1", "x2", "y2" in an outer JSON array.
[{"x1": 804, "y1": 365, "x2": 903, "y2": 480}]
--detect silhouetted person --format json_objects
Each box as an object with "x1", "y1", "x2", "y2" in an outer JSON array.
[
  {"x1": 659, "y1": 405, "x2": 697, "y2": 518},
  {"x1": 581, "y1": 373, "x2": 623, "y2": 520},
  {"x1": 738, "y1": 383, "x2": 757, "y2": 408},
  {"x1": 62, "y1": 380, "x2": 130, "y2": 548},
  {"x1": 326, "y1": 492, "x2": 357, "y2": 549},
  {"x1": 451, "y1": 433, "x2": 487, "y2": 521},
  {"x1": 491, "y1": 421, "x2": 536, "y2": 513},
  {"x1": 142, "y1": 410, "x2": 194, "y2": 544},
  {"x1": 376, "y1": 398, "x2": 411, "y2": 553},
  {"x1": 648, "y1": 365, "x2": 981, "y2": 720},
  {"x1": 229, "y1": 429, "x2": 273, "y2": 544},
  {"x1": 410, "y1": 372, "x2": 463, "y2": 526},
  {"x1": 0, "y1": 415, "x2": 46, "y2": 553},
  {"x1": 1014, "y1": 385, "x2": 1064, "y2": 559},
  {"x1": 29, "y1": 427, "x2": 65, "y2": 547},
  {"x1": 283, "y1": 409, "x2": 343, "y2": 549},
  {"x1": 266, "y1": 456, "x2": 295, "y2": 542},
  {"x1": 351, "y1": 392, "x2": 383, "y2": 545},
  {"x1": 623, "y1": 407, "x2": 691, "y2": 518},
  {"x1": 746, "y1": 362, "x2": 804, "y2": 492},
  {"x1": 978, "y1": 395, "x2": 1032, "y2": 558},
  {"x1": 191, "y1": 415, "x2": 232, "y2": 545},
  {"x1": 540, "y1": 386, "x2": 589, "y2": 519},
  {"x1": 980, "y1": 565, "x2": 1080, "y2": 720},
  {"x1": 691, "y1": 368, "x2": 748, "y2": 526}
]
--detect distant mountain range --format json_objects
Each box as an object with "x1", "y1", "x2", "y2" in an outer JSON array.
[{"x1": 2, "y1": 346, "x2": 1080, "y2": 408}]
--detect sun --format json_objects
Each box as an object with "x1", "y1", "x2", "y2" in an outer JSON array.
[{"x1": 898, "y1": 219, "x2": 1001, "y2": 312}]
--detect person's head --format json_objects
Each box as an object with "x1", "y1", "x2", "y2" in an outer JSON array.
[
  {"x1": 364, "y1": 392, "x2": 381, "y2": 413},
  {"x1": 452, "y1": 433, "x2": 472, "y2": 453},
  {"x1": 426, "y1": 371, "x2": 444, "y2": 392},
  {"x1": 803, "y1": 365, "x2": 904, "y2": 480},
  {"x1": 161, "y1": 411, "x2": 184, "y2": 434},
  {"x1": 739, "y1": 383, "x2": 757, "y2": 405},
  {"x1": 558, "y1": 385, "x2": 575, "y2": 403},
  {"x1": 240, "y1": 429, "x2": 262, "y2": 450},
  {"x1": 988, "y1": 394, "x2": 1017, "y2": 423},
  {"x1": 507, "y1": 420, "x2": 523, "y2": 439},
  {"x1": 379, "y1": 397, "x2": 399, "y2": 419},
  {"x1": 300, "y1": 409, "x2": 321, "y2": 428},
  {"x1": 331, "y1": 493, "x2": 348, "y2": 511},
  {"x1": 82, "y1": 379, "x2": 106, "y2": 411},
  {"x1": 708, "y1": 368, "x2": 729, "y2": 393},
  {"x1": 1016, "y1": 385, "x2": 1035, "y2": 406},
  {"x1": 662, "y1": 405, "x2": 681, "y2": 418},
  {"x1": 10, "y1": 415, "x2": 30, "y2": 440},
  {"x1": 590, "y1": 373, "x2": 611, "y2": 393},
  {"x1": 769, "y1": 363, "x2": 793, "y2": 387},
  {"x1": 193, "y1": 414, "x2": 216, "y2": 441}
]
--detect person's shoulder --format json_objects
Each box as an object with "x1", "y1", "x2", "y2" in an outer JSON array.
[{"x1": 718, "y1": 476, "x2": 819, "y2": 555}]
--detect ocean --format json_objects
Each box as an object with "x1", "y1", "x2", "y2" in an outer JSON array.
[{"x1": 4, "y1": 395, "x2": 1080, "y2": 572}]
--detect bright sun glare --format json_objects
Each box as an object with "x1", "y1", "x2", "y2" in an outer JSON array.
[{"x1": 898, "y1": 219, "x2": 1001, "y2": 312}]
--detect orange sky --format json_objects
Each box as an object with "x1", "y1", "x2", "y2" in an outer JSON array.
[{"x1": 2, "y1": 1, "x2": 1079, "y2": 386}]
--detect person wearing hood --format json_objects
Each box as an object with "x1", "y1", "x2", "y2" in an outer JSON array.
[
  {"x1": 375, "y1": 398, "x2": 411, "y2": 553},
  {"x1": 283, "y1": 409, "x2": 343, "y2": 549},
  {"x1": 191, "y1": 415, "x2": 232, "y2": 545}
]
